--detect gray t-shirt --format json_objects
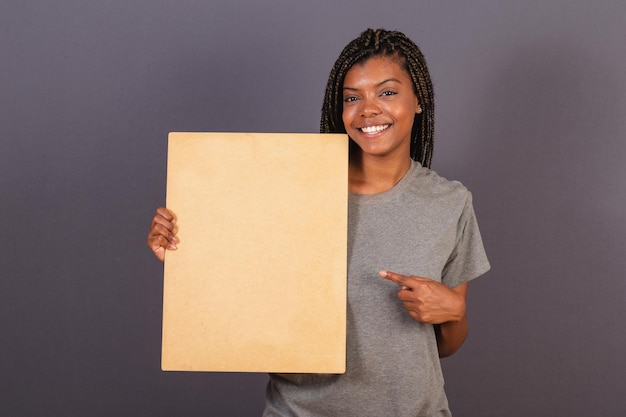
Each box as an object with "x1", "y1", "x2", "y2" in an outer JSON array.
[{"x1": 263, "y1": 161, "x2": 491, "y2": 417}]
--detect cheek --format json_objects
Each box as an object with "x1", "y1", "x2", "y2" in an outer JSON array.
[
  {"x1": 398, "y1": 101, "x2": 418, "y2": 123},
  {"x1": 341, "y1": 108, "x2": 353, "y2": 129}
]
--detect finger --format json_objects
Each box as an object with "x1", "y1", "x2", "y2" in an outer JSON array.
[
  {"x1": 152, "y1": 214, "x2": 176, "y2": 233},
  {"x1": 150, "y1": 223, "x2": 178, "y2": 244},
  {"x1": 397, "y1": 288, "x2": 417, "y2": 302},
  {"x1": 152, "y1": 208, "x2": 177, "y2": 232},
  {"x1": 379, "y1": 270, "x2": 411, "y2": 286},
  {"x1": 150, "y1": 215, "x2": 179, "y2": 243},
  {"x1": 155, "y1": 207, "x2": 175, "y2": 222},
  {"x1": 148, "y1": 233, "x2": 177, "y2": 251},
  {"x1": 152, "y1": 246, "x2": 166, "y2": 262}
]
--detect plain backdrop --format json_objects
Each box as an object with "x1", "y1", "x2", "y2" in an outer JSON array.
[{"x1": 2, "y1": 1, "x2": 625, "y2": 416}]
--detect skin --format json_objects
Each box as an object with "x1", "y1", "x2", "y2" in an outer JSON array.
[
  {"x1": 342, "y1": 55, "x2": 420, "y2": 195},
  {"x1": 147, "y1": 207, "x2": 178, "y2": 262},
  {"x1": 147, "y1": 54, "x2": 469, "y2": 358}
]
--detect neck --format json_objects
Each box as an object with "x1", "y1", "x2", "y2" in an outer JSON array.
[{"x1": 348, "y1": 151, "x2": 412, "y2": 194}]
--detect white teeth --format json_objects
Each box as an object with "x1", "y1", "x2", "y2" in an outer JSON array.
[{"x1": 360, "y1": 125, "x2": 389, "y2": 134}]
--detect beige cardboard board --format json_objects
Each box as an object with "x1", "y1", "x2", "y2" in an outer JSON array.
[{"x1": 162, "y1": 132, "x2": 348, "y2": 373}]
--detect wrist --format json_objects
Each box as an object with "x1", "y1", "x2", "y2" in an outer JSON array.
[{"x1": 448, "y1": 290, "x2": 466, "y2": 323}]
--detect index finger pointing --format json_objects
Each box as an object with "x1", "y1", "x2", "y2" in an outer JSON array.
[{"x1": 379, "y1": 270, "x2": 410, "y2": 286}]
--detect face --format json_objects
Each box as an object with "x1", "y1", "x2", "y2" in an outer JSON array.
[{"x1": 342, "y1": 55, "x2": 421, "y2": 160}]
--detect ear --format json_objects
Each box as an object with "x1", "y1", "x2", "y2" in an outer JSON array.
[{"x1": 415, "y1": 97, "x2": 422, "y2": 114}]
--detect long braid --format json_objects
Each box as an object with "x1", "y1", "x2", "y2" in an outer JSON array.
[{"x1": 320, "y1": 28, "x2": 435, "y2": 168}]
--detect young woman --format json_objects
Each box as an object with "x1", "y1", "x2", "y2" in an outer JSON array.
[{"x1": 148, "y1": 28, "x2": 490, "y2": 416}]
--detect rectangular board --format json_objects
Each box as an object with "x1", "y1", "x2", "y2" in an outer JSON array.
[{"x1": 162, "y1": 132, "x2": 348, "y2": 373}]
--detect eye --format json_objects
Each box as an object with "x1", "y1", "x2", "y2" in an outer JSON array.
[
  {"x1": 343, "y1": 96, "x2": 358, "y2": 103},
  {"x1": 381, "y1": 90, "x2": 397, "y2": 97}
]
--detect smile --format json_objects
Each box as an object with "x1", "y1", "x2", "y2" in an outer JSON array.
[{"x1": 360, "y1": 124, "x2": 389, "y2": 134}]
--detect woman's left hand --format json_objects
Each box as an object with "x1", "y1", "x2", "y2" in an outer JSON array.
[{"x1": 379, "y1": 270, "x2": 466, "y2": 324}]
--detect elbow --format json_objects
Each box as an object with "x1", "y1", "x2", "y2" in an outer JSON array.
[{"x1": 438, "y1": 343, "x2": 462, "y2": 358}]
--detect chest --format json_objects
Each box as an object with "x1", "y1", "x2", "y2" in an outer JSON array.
[{"x1": 347, "y1": 198, "x2": 460, "y2": 285}]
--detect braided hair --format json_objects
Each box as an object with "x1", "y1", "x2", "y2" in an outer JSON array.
[{"x1": 320, "y1": 28, "x2": 435, "y2": 168}]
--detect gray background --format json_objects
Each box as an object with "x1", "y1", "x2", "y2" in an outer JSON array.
[{"x1": 2, "y1": 0, "x2": 625, "y2": 416}]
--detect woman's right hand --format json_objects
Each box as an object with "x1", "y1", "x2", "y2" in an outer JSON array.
[{"x1": 147, "y1": 207, "x2": 179, "y2": 262}]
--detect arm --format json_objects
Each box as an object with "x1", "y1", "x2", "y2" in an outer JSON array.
[
  {"x1": 434, "y1": 283, "x2": 468, "y2": 358},
  {"x1": 379, "y1": 270, "x2": 468, "y2": 358}
]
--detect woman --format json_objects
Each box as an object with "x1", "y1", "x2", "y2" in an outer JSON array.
[{"x1": 148, "y1": 28, "x2": 490, "y2": 416}]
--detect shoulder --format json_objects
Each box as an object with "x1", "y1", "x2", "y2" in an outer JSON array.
[{"x1": 408, "y1": 163, "x2": 471, "y2": 205}]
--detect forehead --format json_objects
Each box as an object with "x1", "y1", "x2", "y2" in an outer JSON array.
[{"x1": 343, "y1": 55, "x2": 411, "y2": 86}]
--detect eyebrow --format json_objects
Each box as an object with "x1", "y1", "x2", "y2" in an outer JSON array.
[{"x1": 343, "y1": 78, "x2": 403, "y2": 91}]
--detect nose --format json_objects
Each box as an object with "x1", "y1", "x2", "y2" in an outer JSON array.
[{"x1": 359, "y1": 96, "x2": 381, "y2": 117}]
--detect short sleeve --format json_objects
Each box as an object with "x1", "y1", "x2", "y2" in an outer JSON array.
[{"x1": 441, "y1": 191, "x2": 491, "y2": 288}]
